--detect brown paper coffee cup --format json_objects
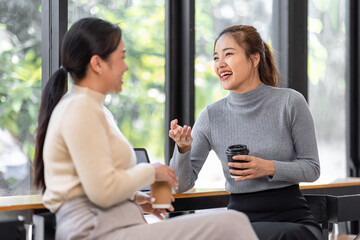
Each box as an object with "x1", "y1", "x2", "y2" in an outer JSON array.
[{"x1": 151, "y1": 181, "x2": 172, "y2": 209}]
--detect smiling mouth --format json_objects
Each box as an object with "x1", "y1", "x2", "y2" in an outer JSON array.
[{"x1": 220, "y1": 71, "x2": 233, "y2": 80}]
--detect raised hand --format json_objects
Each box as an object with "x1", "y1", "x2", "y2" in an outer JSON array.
[{"x1": 168, "y1": 119, "x2": 193, "y2": 153}]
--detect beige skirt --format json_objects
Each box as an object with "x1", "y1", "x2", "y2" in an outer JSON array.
[
  {"x1": 55, "y1": 196, "x2": 258, "y2": 240},
  {"x1": 55, "y1": 197, "x2": 145, "y2": 240}
]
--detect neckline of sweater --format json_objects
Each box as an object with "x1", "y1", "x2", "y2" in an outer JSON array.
[
  {"x1": 70, "y1": 85, "x2": 106, "y2": 103},
  {"x1": 227, "y1": 83, "x2": 267, "y2": 106}
]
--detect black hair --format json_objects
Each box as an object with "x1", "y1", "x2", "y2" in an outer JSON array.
[{"x1": 34, "y1": 18, "x2": 122, "y2": 192}]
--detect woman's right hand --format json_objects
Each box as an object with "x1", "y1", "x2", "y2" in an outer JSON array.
[
  {"x1": 152, "y1": 162, "x2": 178, "y2": 190},
  {"x1": 168, "y1": 119, "x2": 193, "y2": 153}
]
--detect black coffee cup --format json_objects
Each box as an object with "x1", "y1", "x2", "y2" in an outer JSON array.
[{"x1": 225, "y1": 144, "x2": 249, "y2": 178}]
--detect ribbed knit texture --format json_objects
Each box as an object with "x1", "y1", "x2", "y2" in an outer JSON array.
[
  {"x1": 43, "y1": 85, "x2": 155, "y2": 212},
  {"x1": 170, "y1": 83, "x2": 320, "y2": 194}
]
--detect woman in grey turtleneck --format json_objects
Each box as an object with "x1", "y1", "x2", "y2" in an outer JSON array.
[{"x1": 169, "y1": 25, "x2": 322, "y2": 240}]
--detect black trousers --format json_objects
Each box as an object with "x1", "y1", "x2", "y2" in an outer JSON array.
[{"x1": 228, "y1": 185, "x2": 323, "y2": 240}]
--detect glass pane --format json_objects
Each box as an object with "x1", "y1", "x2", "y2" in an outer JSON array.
[
  {"x1": 308, "y1": 0, "x2": 346, "y2": 180},
  {"x1": 68, "y1": 0, "x2": 165, "y2": 162},
  {"x1": 195, "y1": 0, "x2": 273, "y2": 188},
  {"x1": 195, "y1": 0, "x2": 273, "y2": 117},
  {"x1": 0, "y1": 0, "x2": 42, "y2": 196}
]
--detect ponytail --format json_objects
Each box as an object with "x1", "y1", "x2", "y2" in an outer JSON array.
[
  {"x1": 34, "y1": 68, "x2": 68, "y2": 192},
  {"x1": 259, "y1": 42, "x2": 281, "y2": 87},
  {"x1": 33, "y1": 18, "x2": 122, "y2": 192}
]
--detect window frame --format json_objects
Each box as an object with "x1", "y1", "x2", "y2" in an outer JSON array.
[
  {"x1": 41, "y1": 0, "x2": 68, "y2": 87},
  {"x1": 40, "y1": 0, "x2": 359, "y2": 233},
  {"x1": 41, "y1": 0, "x2": 359, "y2": 179}
]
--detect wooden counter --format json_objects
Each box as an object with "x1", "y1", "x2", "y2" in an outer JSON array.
[{"x1": 1, "y1": 178, "x2": 360, "y2": 212}]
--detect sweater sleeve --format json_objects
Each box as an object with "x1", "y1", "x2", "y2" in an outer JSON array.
[
  {"x1": 270, "y1": 90, "x2": 320, "y2": 182},
  {"x1": 170, "y1": 108, "x2": 212, "y2": 193},
  {"x1": 60, "y1": 99, "x2": 155, "y2": 208}
]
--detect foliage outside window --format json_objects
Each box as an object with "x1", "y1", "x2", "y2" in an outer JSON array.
[
  {"x1": 68, "y1": 0, "x2": 166, "y2": 162},
  {"x1": 0, "y1": 0, "x2": 166, "y2": 197},
  {"x1": 195, "y1": 0, "x2": 273, "y2": 117},
  {"x1": 0, "y1": 0, "x2": 42, "y2": 196},
  {"x1": 308, "y1": 0, "x2": 346, "y2": 180},
  {"x1": 0, "y1": 0, "x2": 347, "y2": 197},
  {"x1": 194, "y1": 0, "x2": 273, "y2": 188}
]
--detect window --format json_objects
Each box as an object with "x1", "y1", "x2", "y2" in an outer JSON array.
[
  {"x1": 194, "y1": 0, "x2": 273, "y2": 187},
  {"x1": 68, "y1": 0, "x2": 166, "y2": 162},
  {"x1": 0, "y1": 0, "x2": 351, "y2": 198},
  {"x1": 0, "y1": 0, "x2": 42, "y2": 196},
  {"x1": 308, "y1": 0, "x2": 346, "y2": 180}
]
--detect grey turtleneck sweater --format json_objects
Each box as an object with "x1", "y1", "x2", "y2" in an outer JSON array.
[{"x1": 170, "y1": 83, "x2": 320, "y2": 194}]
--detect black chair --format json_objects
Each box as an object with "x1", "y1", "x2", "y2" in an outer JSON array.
[
  {"x1": 33, "y1": 210, "x2": 56, "y2": 240},
  {"x1": 0, "y1": 219, "x2": 26, "y2": 240},
  {"x1": 305, "y1": 194, "x2": 360, "y2": 240},
  {"x1": 304, "y1": 194, "x2": 329, "y2": 240}
]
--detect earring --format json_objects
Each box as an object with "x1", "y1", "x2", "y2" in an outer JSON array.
[{"x1": 98, "y1": 70, "x2": 103, "y2": 75}]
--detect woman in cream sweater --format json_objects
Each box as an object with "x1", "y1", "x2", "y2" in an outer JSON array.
[{"x1": 33, "y1": 17, "x2": 257, "y2": 240}]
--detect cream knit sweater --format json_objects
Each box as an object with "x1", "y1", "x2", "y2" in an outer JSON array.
[{"x1": 42, "y1": 85, "x2": 155, "y2": 212}]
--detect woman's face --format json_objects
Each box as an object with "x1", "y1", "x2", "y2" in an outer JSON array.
[
  {"x1": 102, "y1": 39, "x2": 128, "y2": 94},
  {"x1": 213, "y1": 34, "x2": 258, "y2": 93}
]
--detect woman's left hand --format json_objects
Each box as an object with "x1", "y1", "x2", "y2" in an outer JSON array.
[
  {"x1": 134, "y1": 191, "x2": 175, "y2": 220},
  {"x1": 228, "y1": 155, "x2": 275, "y2": 181}
]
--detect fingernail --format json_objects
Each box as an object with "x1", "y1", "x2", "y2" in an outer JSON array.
[{"x1": 151, "y1": 198, "x2": 155, "y2": 202}]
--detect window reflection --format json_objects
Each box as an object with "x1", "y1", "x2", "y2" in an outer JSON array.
[
  {"x1": 68, "y1": 0, "x2": 166, "y2": 162},
  {"x1": 308, "y1": 0, "x2": 346, "y2": 180},
  {"x1": 0, "y1": 0, "x2": 42, "y2": 196},
  {"x1": 194, "y1": 0, "x2": 273, "y2": 188},
  {"x1": 0, "y1": 0, "x2": 348, "y2": 197}
]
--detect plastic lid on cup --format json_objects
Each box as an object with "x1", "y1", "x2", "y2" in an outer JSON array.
[{"x1": 225, "y1": 144, "x2": 249, "y2": 155}]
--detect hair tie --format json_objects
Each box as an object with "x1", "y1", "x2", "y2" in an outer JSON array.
[
  {"x1": 261, "y1": 41, "x2": 266, "y2": 60},
  {"x1": 60, "y1": 65, "x2": 68, "y2": 73}
]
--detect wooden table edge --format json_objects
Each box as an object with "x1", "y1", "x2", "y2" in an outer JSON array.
[
  {"x1": 0, "y1": 203, "x2": 45, "y2": 212},
  {"x1": 2, "y1": 178, "x2": 360, "y2": 211}
]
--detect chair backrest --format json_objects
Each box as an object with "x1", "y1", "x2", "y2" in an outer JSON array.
[
  {"x1": 304, "y1": 194, "x2": 328, "y2": 223},
  {"x1": 304, "y1": 194, "x2": 329, "y2": 240},
  {"x1": 0, "y1": 219, "x2": 26, "y2": 240},
  {"x1": 33, "y1": 210, "x2": 56, "y2": 240}
]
